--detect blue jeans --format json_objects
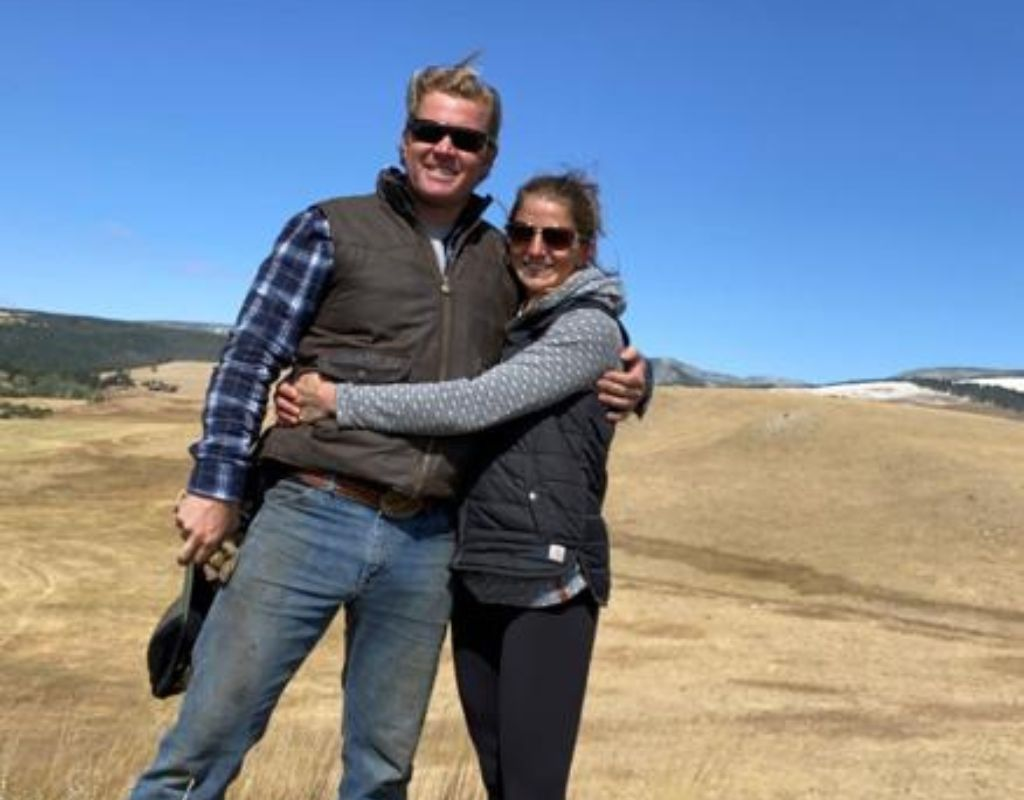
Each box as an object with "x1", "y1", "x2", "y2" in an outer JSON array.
[{"x1": 130, "y1": 476, "x2": 456, "y2": 800}]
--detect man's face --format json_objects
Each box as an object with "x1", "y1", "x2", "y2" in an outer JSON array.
[{"x1": 402, "y1": 91, "x2": 495, "y2": 218}]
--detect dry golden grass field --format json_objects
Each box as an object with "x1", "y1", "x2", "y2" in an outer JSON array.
[{"x1": 1, "y1": 361, "x2": 1023, "y2": 799}]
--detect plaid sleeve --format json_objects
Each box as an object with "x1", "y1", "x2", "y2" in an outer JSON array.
[{"x1": 187, "y1": 207, "x2": 334, "y2": 501}]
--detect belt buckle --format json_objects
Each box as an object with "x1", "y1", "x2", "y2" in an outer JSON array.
[{"x1": 379, "y1": 489, "x2": 423, "y2": 520}]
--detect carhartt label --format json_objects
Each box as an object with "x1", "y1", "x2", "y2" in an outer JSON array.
[{"x1": 548, "y1": 544, "x2": 566, "y2": 563}]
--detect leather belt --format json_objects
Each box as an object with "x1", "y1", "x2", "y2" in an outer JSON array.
[{"x1": 291, "y1": 469, "x2": 428, "y2": 520}]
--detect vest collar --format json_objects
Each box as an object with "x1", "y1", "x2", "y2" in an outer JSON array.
[{"x1": 377, "y1": 167, "x2": 492, "y2": 243}]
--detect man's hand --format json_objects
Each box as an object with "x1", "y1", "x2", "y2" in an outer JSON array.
[
  {"x1": 596, "y1": 345, "x2": 649, "y2": 422},
  {"x1": 175, "y1": 493, "x2": 240, "y2": 566},
  {"x1": 273, "y1": 372, "x2": 336, "y2": 426}
]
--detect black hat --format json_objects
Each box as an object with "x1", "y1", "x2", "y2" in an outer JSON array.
[{"x1": 146, "y1": 563, "x2": 219, "y2": 699}]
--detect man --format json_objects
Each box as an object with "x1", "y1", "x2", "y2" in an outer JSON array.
[{"x1": 130, "y1": 60, "x2": 645, "y2": 800}]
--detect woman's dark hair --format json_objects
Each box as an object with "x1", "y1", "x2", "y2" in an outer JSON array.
[{"x1": 509, "y1": 170, "x2": 604, "y2": 264}]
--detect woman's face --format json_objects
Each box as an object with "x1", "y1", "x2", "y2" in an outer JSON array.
[{"x1": 508, "y1": 194, "x2": 592, "y2": 300}]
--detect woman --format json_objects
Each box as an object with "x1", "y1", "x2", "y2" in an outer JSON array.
[{"x1": 279, "y1": 171, "x2": 629, "y2": 800}]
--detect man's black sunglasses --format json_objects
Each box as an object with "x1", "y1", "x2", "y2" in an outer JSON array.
[
  {"x1": 505, "y1": 222, "x2": 578, "y2": 250},
  {"x1": 406, "y1": 118, "x2": 492, "y2": 153}
]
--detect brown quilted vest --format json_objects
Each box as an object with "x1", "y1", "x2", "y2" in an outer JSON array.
[{"x1": 258, "y1": 170, "x2": 519, "y2": 499}]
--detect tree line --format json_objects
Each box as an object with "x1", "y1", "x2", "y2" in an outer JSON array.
[
  {"x1": 0, "y1": 309, "x2": 226, "y2": 399},
  {"x1": 909, "y1": 378, "x2": 1024, "y2": 414}
]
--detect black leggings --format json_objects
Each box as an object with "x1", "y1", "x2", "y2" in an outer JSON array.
[{"x1": 451, "y1": 584, "x2": 599, "y2": 800}]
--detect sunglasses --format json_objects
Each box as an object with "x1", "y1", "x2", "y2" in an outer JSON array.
[
  {"x1": 405, "y1": 118, "x2": 492, "y2": 153},
  {"x1": 505, "y1": 222, "x2": 578, "y2": 250}
]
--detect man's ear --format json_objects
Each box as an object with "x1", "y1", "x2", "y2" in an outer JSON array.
[{"x1": 478, "y1": 143, "x2": 498, "y2": 181}]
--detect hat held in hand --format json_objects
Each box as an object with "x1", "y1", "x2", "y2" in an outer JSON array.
[{"x1": 146, "y1": 563, "x2": 219, "y2": 699}]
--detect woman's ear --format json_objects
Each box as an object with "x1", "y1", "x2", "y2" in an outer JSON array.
[{"x1": 578, "y1": 240, "x2": 595, "y2": 267}]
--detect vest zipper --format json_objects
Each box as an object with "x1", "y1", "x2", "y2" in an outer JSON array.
[
  {"x1": 413, "y1": 266, "x2": 455, "y2": 496},
  {"x1": 438, "y1": 275, "x2": 453, "y2": 376},
  {"x1": 411, "y1": 213, "x2": 483, "y2": 497}
]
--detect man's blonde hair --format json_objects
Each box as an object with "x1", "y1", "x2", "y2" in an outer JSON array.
[{"x1": 405, "y1": 54, "x2": 502, "y2": 144}]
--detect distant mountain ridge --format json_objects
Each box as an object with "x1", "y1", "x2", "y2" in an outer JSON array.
[
  {"x1": 652, "y1": 358, "x2": 1024, "y2": 388},
  {"x1": 651, "y1": 357, "x2": 810, "y2": 388},
  {"x1": 894, "y1": 366, "x2": 1024, "y2": 381},
  {"x1": 0, "y1": 307, "x2": 227, "y2": 377}
]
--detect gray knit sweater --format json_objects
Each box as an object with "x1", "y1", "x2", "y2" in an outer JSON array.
[{"x1": 333, "y1": 267, "x2": 625, "y2": 434}]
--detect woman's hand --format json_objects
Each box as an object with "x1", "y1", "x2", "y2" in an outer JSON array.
[{"x1": 273, "y1": 372, "x2": 337, "y2": 426}]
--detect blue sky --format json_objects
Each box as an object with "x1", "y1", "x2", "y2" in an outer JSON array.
[{"x1": 1, "y1": 1, "x2": 1021, "y2": 383}]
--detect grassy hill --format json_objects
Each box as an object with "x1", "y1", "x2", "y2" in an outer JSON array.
[
  {"x1": 0, "y1": 308, "x2": 226, "y2": 396},
  {"x1": 0, "y1": 372, "x2": 1021, "y2": 798}
]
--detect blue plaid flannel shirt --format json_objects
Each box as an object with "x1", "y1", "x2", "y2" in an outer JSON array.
[{"x1": 187, "y1": 207, "x2": 334, "y2": 502}]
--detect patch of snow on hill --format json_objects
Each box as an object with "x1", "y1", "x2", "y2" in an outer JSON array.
[{"x1": 789, "y1": 381, "x2": 965, "y2": 405}]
